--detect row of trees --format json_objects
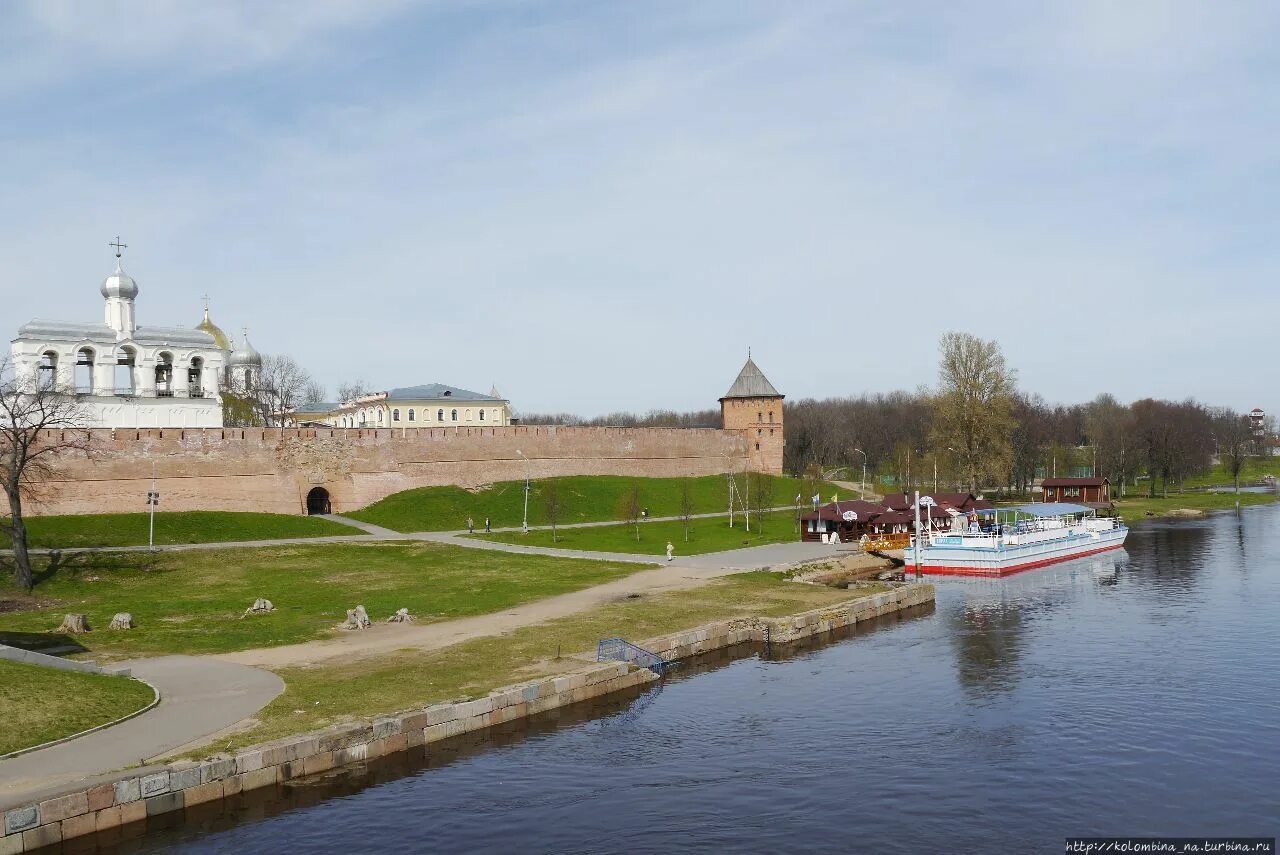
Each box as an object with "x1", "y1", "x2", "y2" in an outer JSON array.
[{"x1": 787, "y1": 333, "x2": 1268, "y2": 497}]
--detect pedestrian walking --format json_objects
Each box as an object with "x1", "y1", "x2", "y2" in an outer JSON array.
[
  {"x1": 467, "y1": 516, "x2": 474, "y2": 534},
  {"x1": 485, "y1": 516, "x2": 491, "y2": 533},
  {"x1": 666, "y1": 541, "x2": 674, "y2": 562}
]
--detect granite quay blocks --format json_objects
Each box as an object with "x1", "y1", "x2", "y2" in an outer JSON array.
[
  {"x1": 139, "y1": 772, "x2": 170, "y2": 798},
  {"x1": 0, "y1": 585, "x2": 932, "y2": 850},
  {"x1": 4, "y1": 806, "x2": 39, "y2": 837},
  {"x1": 37, "y1": 792, "x2": 87, "y2": 825},
  {"x1": 143, "y1": 791, "x2": 183, "y2": 817},
  {"x1": 22, "y1": 823, "x2": 61, "y2": 851},
  {"x1": 61, "y1": 811, "x2": 97, "y2": 841},
  {"x1": 0, "y1": 831, "x2": 22, "y2": 855}
]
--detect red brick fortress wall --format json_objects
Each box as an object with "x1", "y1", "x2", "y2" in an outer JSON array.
[{"x1": 26, "y1": 425, "x2": 763, "y2": 516}]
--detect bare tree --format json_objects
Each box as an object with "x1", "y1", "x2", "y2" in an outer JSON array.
[
  {"x1": 679, "y1": 479, "x2": 695, "y2": 542},
  {"x1": 748, "y1": 471, "x2": 774, "y2": 535},
  {"x1": 618, "y1": 483, "x2": 642, "y2": 541},
  {"x1": 336, "y1": 379, "x2": 371, "y2": 404},
  {"x1": 1214, "y1": 408, "x2": 1252, "y2": 494},
  {"x1": 0, "y1": 358, "x2": 91, "y2": 591},
  {"x1": 228, "y1": 354, "x2": 324, "y2": 427},
  {"x1": 543, "y1": 479, "x2": 564, "y2": 542},
  {"x1": 931, "y1": 332, "x2": 1016, "y2": 492}
]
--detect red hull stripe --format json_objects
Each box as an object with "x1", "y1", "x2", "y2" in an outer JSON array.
[{"x1": 918, "y1": 543, "x2": 1125, "y2": 577}]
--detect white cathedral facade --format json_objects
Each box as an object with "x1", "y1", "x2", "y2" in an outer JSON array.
[{"x1": 9, "y1": 249, "x2": 261, "y2": 429}]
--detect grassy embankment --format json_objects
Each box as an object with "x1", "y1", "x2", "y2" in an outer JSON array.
[
  {"x1": 1112, "y1": 490, "x2": 1276, "y2": 521},
  {"x1": 348, "y1": 474, "x2": 847, "y2": 533},
  {"x1": 196, "y1": 572, "x2": 889, "y2": 753},
  {"x1": 0, "y1": 659, "x2": 155, "y2": 755},
  {"x1": 473, "y1": 511, "x2": 799, "y2": 555},
  {"x1": 1176, "y1": 456, "x2": 1280, "y2": 490},
  {"x1": 0, "y1": 542, "x2": 638, "y2": 659},
  {"x1": 0, "y1": 511, "x2": 353, "y2": 550}
]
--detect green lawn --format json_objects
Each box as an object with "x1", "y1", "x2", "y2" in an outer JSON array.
[
  {"x1": 1112, "y1": 490, "x2": 1277, "y2": 521},
  {"x1": 1175, "y1": 456, "x2": 1280, "y2": 490},
  {"x1": 471, "y1": 512, "x2": 800, "y2": 556},
  {"x1": 0, "y1": 659, "x2": 155, "y2": 755},
  {"x1": 196, "y1": 572, "x2": 893, "y2": 752},
  {"x1": 347, "y1": 474, "x2": 848, "y2": 533},
  {"x1": 0, "y1": 542, "x2": 638, "y2": 659},
  {"x1": 0, "y1": 511, "x2": 353, "y2": 550}
]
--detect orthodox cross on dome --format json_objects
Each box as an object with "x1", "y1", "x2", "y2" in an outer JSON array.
[
  {"x1": 109, "y1": 236, "x2": 127, "y2": 259},
  {"x1": 202, "y1": 294, "x2": 210, "y2": 310}
]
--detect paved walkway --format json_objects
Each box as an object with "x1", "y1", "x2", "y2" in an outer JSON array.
[
  {"x1": 0, "y1": 524, "x2": 860, "y2": 800},
  {"x1": 2, "y1": 506, "x2": 801, "y2": 558},
  {"x1": 0, "y1": 656, "x2": 283, "y2": 801}
]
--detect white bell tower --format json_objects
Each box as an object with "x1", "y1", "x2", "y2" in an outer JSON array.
[{"x1": 100, "y1": 237, "x2": 138, "y2": 338}]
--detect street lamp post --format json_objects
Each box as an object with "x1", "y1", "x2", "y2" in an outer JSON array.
[
  {"x1": 146, "y1": 459, "x2": 159, "y2": 551},
  {"x1": 853, "y1": 448, "x2": 867, "y2": 498},
  {"x1": 516, "y1": 449, "x2": 530, "y2": 534},
  {"x1": 722, "y1": 453, "x2": 736, "y2": 528}
]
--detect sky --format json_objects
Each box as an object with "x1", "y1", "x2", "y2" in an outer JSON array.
[{"x1": 3, "y1": 1, "x2": 1277, "y2": 416}]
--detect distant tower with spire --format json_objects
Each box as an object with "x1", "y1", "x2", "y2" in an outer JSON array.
[{"x1": 719, "y1": 351, "x2": 784, "y2": 474}]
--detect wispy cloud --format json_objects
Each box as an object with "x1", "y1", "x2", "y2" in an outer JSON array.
[{"x1": 3, "y1": 2, "x2": 1278, "y2": 414}]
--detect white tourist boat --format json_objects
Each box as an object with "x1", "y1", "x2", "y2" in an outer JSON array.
[{"x1": 911, "y1": 502, "x2": 1127, "y2": 577}]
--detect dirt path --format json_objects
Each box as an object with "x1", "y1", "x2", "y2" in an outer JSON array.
[{"x1": 217, "y1": 541, "x2": 872, "y2": 668}]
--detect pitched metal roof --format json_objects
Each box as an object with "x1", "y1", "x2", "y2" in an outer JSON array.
[
  {"x1": 15, "y1": 319, "x2": 215, "y2": 349},
  {"x1": 133, "y1": 326, "x2": 218, "y2": 348},
  {"x1": 721, "y1": 357, "x2": 781, "y2": 399},
  {"x1": 16, "y1": 319, "x2": 117, "y2": 343},
  {"x1": 1041, "y1": 477, "x2": 1108, "y2": 487},
  {"x1": 386, "y1": 384, "x2": 504, "y2": 402},
  {"x1": 1009, "y1": 502, "x2": 1095, "y2": 517}
]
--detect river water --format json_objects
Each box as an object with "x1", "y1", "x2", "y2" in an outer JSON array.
[{"x1": 103, "y1": 506, "x2": 1279, "y2": 854}]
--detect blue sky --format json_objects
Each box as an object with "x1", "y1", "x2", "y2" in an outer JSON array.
[{"x1": 3, "y1": 1, "x2": 1277, "y2": 415}]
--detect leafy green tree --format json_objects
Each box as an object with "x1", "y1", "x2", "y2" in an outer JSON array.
[{"x1": 931, "y1": 332, "x2": 1016, "y2": 493}]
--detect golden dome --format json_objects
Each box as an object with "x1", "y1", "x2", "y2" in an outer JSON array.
[{"x1": 196, "y1": 305, "x2": 232, "y2": 350}]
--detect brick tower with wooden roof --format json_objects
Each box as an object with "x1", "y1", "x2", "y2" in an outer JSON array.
[{"x1": 720, "y1": 355, "x2": 784, "y2": 474}]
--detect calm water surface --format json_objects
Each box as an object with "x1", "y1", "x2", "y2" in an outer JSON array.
[{"x1": 107, "y1": 506, "x2": 1280, "y2": 854}]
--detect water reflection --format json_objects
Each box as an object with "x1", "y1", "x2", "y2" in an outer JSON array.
[
  {"x1": 71, "y1": 506, "x2": 1280, "y2": 855},
  {"x1": 86, "y1": 606, "x2": 934, "y2": 854}
]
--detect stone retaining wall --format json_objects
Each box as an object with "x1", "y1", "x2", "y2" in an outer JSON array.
[{"x1": 0, "y1": 584, "x2": 932, "y2": 852}]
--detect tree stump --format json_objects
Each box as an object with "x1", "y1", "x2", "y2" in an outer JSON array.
[
  {"x1": 386, "y1": 608, "x2": 414, "y2": 624},
  {"x1": 344, "y1": 605, "x2": 372, "y2": 630},
  {"x1": 109, "y1": 612, "x2": 134, "y2": 630},
  {"x1": 56, "y1": 613, "x2": 90, "y2": 634},
  {"x1": 242, "y1": 598, "x2": 275, "y2": 618}
]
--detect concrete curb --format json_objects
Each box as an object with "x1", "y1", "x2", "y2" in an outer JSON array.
[
  {"x1": 0, "y1": 678, "x2": 160, "y2": 761},
  {"x1": 0, "y1": 644, "x2": 129, "y2": 677}
]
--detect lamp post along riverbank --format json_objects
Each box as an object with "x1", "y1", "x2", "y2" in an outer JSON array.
[{"x1": 516, "y1": 449, "x2": 530, "y2": 534}]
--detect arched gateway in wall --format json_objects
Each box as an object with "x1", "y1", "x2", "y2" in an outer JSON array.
[{"x1": 305, "y1": 487, "x2": 331, "y2": 516}]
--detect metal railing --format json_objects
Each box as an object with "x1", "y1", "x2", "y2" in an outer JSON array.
[
  {"x1": 860, "y1": 532, "x2": 911, "y2": 552},
  {"x1": 597, "y1": 637, "x2": 670, "y2": 674}
]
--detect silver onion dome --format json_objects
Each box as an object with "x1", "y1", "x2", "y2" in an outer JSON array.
[
  {"x1": 100, "y1": 263, "x2": 139, "y2": 299},
  {"x1": 229, "y1": 330, "x2": 263, "y2": 367}
]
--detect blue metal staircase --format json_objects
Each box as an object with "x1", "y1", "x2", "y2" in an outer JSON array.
[{"x1": 596, "y1": 637, "x2": 672, "y2": 674}]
